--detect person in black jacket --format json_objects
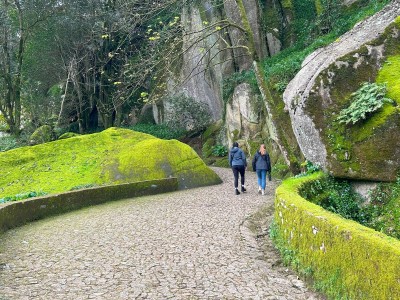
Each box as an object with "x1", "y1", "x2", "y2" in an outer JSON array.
[
  {"x1": 229, "y1": 141, "x2": 247, "y2": 195},
  {"x1": 252, "y1": 144, "x2": 271, "y2": 195}
]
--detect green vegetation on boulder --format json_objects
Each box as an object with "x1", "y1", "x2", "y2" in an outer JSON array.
[
  {"x1": 0, "y1": 127, "x2": 221, "y2": 199},
  {"x1": 29, "y1": 125, "x2": 53, "y2": 145},
  {"x1": 300, "y1": 14, "x2": 400, "y2": 181}
]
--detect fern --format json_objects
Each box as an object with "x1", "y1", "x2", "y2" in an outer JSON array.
[{"x1": 336, "y1": 82, "x2": 394, "y2": 125}]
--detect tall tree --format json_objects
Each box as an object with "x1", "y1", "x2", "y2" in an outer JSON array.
[{"x1": 0, "y1": 0, "x2": 60, "y2": 135}]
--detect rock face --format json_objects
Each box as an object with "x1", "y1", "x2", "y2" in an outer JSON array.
[
  {"x1": 225, "y1": 83, "x2": 263, "y2": 146},
  {"x1": 283, "y1": 2, "x2": 400, "y2": 181},
  {"x1": 163, "y1": 1, "x2": 268, "y2": 125},
  {"x1": 0, "y1": 128, "x2": 222, "y2": 198}
]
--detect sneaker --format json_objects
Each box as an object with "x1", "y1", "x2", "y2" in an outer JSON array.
[
  {"x1": 261, "y1": 189, "x2": 265, "y2": 196},
  {"x1": 241, "y1": 185, "x2": 246, "y2": 192},
  {"x1": 258, "y1": 187, "x2": 262, "y2": 194},
  {"x1": 235, "y1": 188, "x2": 240, "y2": 195}
]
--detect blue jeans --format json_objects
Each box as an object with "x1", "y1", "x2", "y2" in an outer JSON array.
[{"x1": 256, "y1": 169, "x2": 267, "y2": 190}]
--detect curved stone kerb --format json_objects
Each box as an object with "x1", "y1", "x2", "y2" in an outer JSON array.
[{"x1": 0, "y1": 177, "x2": 178, "y2": 234}]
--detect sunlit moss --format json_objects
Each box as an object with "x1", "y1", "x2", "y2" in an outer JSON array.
[{"x1": 0, "y1": 127, "x2": 221, "y2": 198}]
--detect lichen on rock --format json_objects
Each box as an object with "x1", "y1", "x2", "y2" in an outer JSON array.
[{"x1": 283, "y1": 2, "x2": 400, "y2": 181}]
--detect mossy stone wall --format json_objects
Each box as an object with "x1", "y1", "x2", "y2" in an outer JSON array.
[
  {"x1": 274, "y1": 173, "x2": 400, "y2": 299},
  {"x1": 0, "y1": 178, "x2": 178, "y2": 234}
]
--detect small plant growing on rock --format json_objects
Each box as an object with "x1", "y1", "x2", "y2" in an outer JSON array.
[
  {"x1": 212, "y1": 144, "x2": 228, "y2": 157},
  {"x1": 336, "y1": 82, "x2": 394, "y2": 125}
]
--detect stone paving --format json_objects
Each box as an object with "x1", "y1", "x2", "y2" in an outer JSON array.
[{"x1": 0, "y1": 167, "x2": 323, "y2": 300}]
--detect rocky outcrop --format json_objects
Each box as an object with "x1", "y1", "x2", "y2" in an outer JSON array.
[
  {"x1": 163, "y1": 0, "x2": 268, "y2": 124},
  {"x1": 283, "y1": 2, "x2": 400, "y2": 181},
  {"x1": 225, "y1": 83, "x2": 262, "y2": 146}
]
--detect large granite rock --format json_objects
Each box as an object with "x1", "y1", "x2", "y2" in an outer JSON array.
[
  {"x1": 225, "y1": 83, "x2": 262, "y2": 146},
  {"x1": 283, "y1": 2, "x2": 400, "y2": 181}
]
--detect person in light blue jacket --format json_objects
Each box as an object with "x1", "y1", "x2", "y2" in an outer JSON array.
[
  {"x1": 252, "y1": 144, "x2": 271, "y2": 195},
  {"x1": 229, "y1": 141, "x2": 247, "y2": 195}
]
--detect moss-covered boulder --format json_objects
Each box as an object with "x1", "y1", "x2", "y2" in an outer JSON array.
[
  {"x1": 0, "y1": 127, "x2": 222, "y2": 198},
  {"x1": 283, "y1": 3, "x2": 400, "y2": 181},
  {"x1": 29, "y1": 125, "x2": 54, "y2": 145}
]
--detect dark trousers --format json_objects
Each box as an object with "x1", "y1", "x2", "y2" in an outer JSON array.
[{"x1": 232, "y1": 165, "x2": 245, "y2": 188}]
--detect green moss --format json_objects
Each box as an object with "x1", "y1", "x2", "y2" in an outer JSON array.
[
  {"x1": 0, "y1": 114, "x2": 8, "y2": 131},
  {"x1": 281, "y1": 0, "x2": 293, "y2": 9},
  {"x1": 30, "y1": 125, "x2": 53, "y2": 145},
  {"x1": 0, "y1": 127, "x2": 221, "y2": 198},
  {"x1": 376, "y1": 55, "x2": 400, "y2": 105},
  {"x1": 212, "y1": 157, "x2": 230, "y2": 168},
  {"x1": 202, "y1": 120, "x2": 222, "y2": 141},
  {"x1": 273, "y1": 173, "x2": 400, "y2": 299},
  {"x1": 202, "y1": 138, "x2": 215, "y2": 158},
  {"x1": 231, "y1": 129, "x2": 239, "y2": 141},
  {"x1": 58, "y1": 132, "x2": 81, "y2": 140},
  {"x1": 314, "y1": 0, "x2": 322, "y2": 15}
]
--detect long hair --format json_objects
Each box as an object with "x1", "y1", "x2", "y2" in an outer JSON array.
[{"x1": 260, "y1": 144, "x2": 266, "y2": 156}]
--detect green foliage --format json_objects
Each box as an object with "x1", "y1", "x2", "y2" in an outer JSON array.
[
  {"x1": 127, "y1": 123, "x2": 184, "y2": 140},
  {"x1": 0, "y1": 135, "x2": 18, "y2": 152},
  {"x1": 299, "y1": 175, "x2": 366, "y2": 222},
  {"x1": 222, "y1": 70, "x2": 258, "y2": 102},
  {"x1": 295, "y1": 160, "x2": 321, "y2": 178},
  {"x1": 164, "y1": 93, "x2": 212, "y2": 133},
  {"x1": 337, "y1": 82, "x2": 394, "y2": 125},
  {"x1": 300, "y1": 172, "x2": 400, "y2": 239},
  {"x1": 0, "y1": 191, "x2": 47, "y2": 204},
  {"x1": 0, "y1": 114, "x2": 9, "y2": 131},
  {"x1": 263, "y1": 0, "x2": 390, "y2": 86},
  {"x1": 361, "y1": 176, "x2": 400, "y2": 239},
  {"x1": 211, "y1": 144, "x2": 227, "y2": 157}
]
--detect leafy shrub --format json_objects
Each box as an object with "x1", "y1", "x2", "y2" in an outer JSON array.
[
  {"x1": 0, "y1": 135, "x2": 18, "y2": 152},
  {"x1": 337, "y1": 82, "x2": 394, "y2": 125},
  {"x1": 295, "y1": 160, "x2": 321, "y2": 178},
  {"x1": 360, "y1": 176, "x2": 400, "y2": 239},
  {"x1": 222, "y1": 70, "x2": 258, "y2": 102},
  {"x1": 127, "y1": 123, "x2": 184, "y2": 140},
  {"x1": 262, "y1": 0, "x2": 390, "y2": 88},
  {"x1": 300, "y1": 175, "x2": 365, "y2": 222},
  {"x1": 0, "y1": 191, "x2": 47, "y2": 204},
  {"x1": 212, "y1": 144, "x2": 228, "y2": 157},
  {"x1": 164, "y1": 93, "x2": 212, "y2": 133}
]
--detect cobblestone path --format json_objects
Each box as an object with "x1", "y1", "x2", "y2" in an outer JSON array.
[{"x1": 0, "y1": 167, "x2": 323, "y2": 300}]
